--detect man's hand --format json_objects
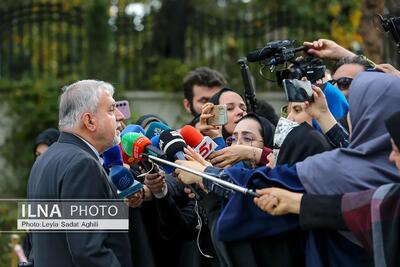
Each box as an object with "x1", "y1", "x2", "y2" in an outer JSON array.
[
  {"x1": 144, "y1": 172, "x2": 166, "y2": 194},
  {"x1": 375, "y1": 64, "x2": 400, "y2": 77},
  {"x1": 253, "y1": 187, "x2": 303, "y2": 216},
  {"x1": 303, "y1": 39, "x2": 355, "y2": 60},
  {"x1": 124, "y1": 189, "x2": 144, "y2": 208}
]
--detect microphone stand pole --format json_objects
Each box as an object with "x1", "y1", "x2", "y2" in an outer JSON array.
[{"x1": 145, "y1": 154, "x2": 259, "y2": 197}]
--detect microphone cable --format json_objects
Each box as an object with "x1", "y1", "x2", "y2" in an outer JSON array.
[{"x1": 194, "y1": 200, "x2": 213, "y2": 259}]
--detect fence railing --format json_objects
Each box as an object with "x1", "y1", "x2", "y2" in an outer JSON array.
[
  {"x1": 0, "y1": 2, "x2": 83, "y2": 80},
  {"x1": 0, "y1": 2, "x2": 399, "y2": 91}
]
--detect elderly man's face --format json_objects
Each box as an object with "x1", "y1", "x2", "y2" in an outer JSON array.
[{"x1": 94, "y1": 90, "x2": 124, "y2": 152}]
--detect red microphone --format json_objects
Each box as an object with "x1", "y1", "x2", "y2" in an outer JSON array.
[
  {"x1": 119, "y1": 143, "x2": 138, "y2": 165},
  {"x1": 180, "y1": 125, "x2": 217, "y2": 159}
]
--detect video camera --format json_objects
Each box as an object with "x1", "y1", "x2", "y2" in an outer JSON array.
[
  {"x1": 276, "y1": 56, "x2": 326, "y2": 87},
  {"x1": 378, "y1": 15, "x2": 400, "y2": 50},
  {"x1": 246, "y1": 40, "x2": 326, "y2": 86}
]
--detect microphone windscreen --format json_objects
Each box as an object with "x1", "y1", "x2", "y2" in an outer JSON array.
[
  {"x1": 121, "y1": 124, "x2": 145, "y2": 137},
  {"x1": 145, "y1": 122, "x2": 171, "y2": 139},
  {"x1": 180, "y1": 125, "x2": 204, "y2": 148},
  {"x1": 121, "y1": 132, "x2": 144, "y2": 157},
  {"x1": 159, "y1": 129, "x2": 186, "y2": 160},
  {"x1": 102, "y1": 145, "x2": 123, "y2": 169},
  {"x1": 119, "y1": 143, "x2": 138, "y2": 165},
  {"x1": 110, "y1": 165, "x2": 134, "y2": 191},
  {"x1": 151, "y1": 135, "x2": 160, "y2": 148}
]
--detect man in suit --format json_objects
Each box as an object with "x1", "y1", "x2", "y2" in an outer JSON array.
[{"x1": 28, "y1": 80, "x2": 133, "y2": 266}]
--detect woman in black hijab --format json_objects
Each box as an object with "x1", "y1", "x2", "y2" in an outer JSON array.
[
  {"x1": 207, "y1": 88, "x2": 247, "y2": 140},
  {"x1": 34, "y1": 128, "x2": 60, "y2": 157}
]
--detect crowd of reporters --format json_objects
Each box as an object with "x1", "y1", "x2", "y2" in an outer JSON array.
[{"x1": 25, "y1": 18, "x2": 400, "y2": 267}]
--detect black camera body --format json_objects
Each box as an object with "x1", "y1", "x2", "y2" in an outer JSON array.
[
  {"x1": 276, "y1": 57, "x2": 326, "y2": 87},
  {"x1": 246, "y1": 40, "x2": 326, "y2": 87},
  {"x1": 378, "y1": 15, "x2": 400, "y2": 49}
]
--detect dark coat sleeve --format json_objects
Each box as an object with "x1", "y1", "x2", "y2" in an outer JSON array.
[
  {"x1": 299, "y1": 194, "x2": 347, "y2": 230},
  {"x1": 60, "y1": 157, "x2": 122, "y2": 267},
  {"x1": 154, "y1": 175, "x2": 199, "y2": 240}
]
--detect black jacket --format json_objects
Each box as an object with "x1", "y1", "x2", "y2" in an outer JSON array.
[{"x1": 27, "y1": 132, "x2": 133, "y2": 267}]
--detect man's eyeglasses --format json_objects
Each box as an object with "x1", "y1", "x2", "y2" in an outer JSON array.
[
  {"x1": 328, "y1": 77, "x2": 353, "y2": 91},
  {"x1": 226, "y1": 135, "x2": 263, "y2": 146}
]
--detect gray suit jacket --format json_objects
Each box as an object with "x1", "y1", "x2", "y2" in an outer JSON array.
[{"x1": 28, "y1": 132, "x2": 133, "y2": 267}]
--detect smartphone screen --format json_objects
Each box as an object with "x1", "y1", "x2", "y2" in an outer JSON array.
[
  {"x1": 207, "y1": 104, "x2": 228, "y2": 126},
  {"x1": 116, "y1": 100, "x2": 131, "y2": 119},
  {"x1": 282, "y1": 79, "x2": 313, "y2": 102}
]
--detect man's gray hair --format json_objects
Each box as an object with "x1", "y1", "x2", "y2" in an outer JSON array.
[{"x1": 59, "y1": 80, "x2": 114, "y2": 130}]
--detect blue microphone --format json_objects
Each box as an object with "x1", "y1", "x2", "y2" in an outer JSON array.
[
  {"x1": 102, "y1": 145, "x2": 124, "y2": 171},
  {"x1": 102, "y1": 145, "x2": 144, "y2": 198},
  {"x1": 110, "y1": 165, "x2": 143, "y2": 198},
  {"x1": 121, "y1": 124, "x2": 145, "y2": 137},
  {"x1": 145, "y1": 122, "x2": 171, "y2": 139}
]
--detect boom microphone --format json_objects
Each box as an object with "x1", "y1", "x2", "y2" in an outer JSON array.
[
  {"x1": 246, "y1": 40, "x2": 293, "y2": 62},
  {"x1": 180, "y1": 125, "x2": 217, "y2": 159}
]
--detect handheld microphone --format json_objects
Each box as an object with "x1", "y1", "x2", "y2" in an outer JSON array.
[
  {"x1": 122, "y1": 132, "x2": 166, "y2": 160},
  {"x1": 180, "y1": 125, "x2": 218, "y2": 159},
  {"x1": 102, "y1": 145, "x2": 124, "y2": 171},
  {"x1": 151, "y1": 135, "x2": 175, "y2": 174},
  {"x1": 119, "y1": 143, "x2": 138, "y2": 165},
  {"x1": 121, "y1": 124, "x2": 145, "y2": 137},
  {"x1": 102, "y1": 145, "x2": 144, "y2": 198},
  {"x1": 145, "y1": 121, "x2": 171, "y2": 139},
  {"x1": 158, "y1": 129, "x2": 206, "y2": 199},
  {"x1": 158, "y1": 129, "x2": 187, "y2": 160},
  {"x1": 111, "y1": 166, "x2": 144, "y2": 198}
]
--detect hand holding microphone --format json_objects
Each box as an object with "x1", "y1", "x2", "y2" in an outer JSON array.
[
  {"x1": 102, "y1": 145, "x2": 144, "y2": 199},
  {"x1": 180, "y1": 125, "x2": 218, "y2": 159}
]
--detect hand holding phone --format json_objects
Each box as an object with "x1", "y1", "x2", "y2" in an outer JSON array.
[
  {"x1": 283, "y1": 79, "x2": 313, "y2": 102},
  {"x1": 207, "y1": 104, "x2": 228, "y2": 126}
]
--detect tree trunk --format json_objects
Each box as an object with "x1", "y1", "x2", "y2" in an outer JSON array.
[
  {"x1": 360, "y1": 0, "x2": 385, "y2": 63},
  {"x1": 152, "y1": 0, "x2": 192, "y2": 59}
]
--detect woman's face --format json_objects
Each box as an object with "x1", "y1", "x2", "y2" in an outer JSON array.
[
  {"x1": 35, "y1": 143, "x2": 49, "y2": 157},
  {"x1": 219, "y1": 91, "x2": 247, "y2": 134},
  {"x1": 389, "y1": 139, "x2": 400, "y2": 171},
  {"x1": 231, "y1": 118, "x2": 264, "y2": 149},
  {"x1": 287, "y1": 102, "x2": 312, "y2": 126}
]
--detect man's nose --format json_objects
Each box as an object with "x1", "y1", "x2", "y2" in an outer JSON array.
[{"x1": 115, "y1": 107, "x2": 125, "y2": 121}]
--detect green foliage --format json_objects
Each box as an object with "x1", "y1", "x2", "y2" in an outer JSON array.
[
  {"x1": 85, "y1": 0, "x2": 112, "y2": 80},
  {"x1": 0, "y1": 77, "x2": 77, "y2": 197},
  {"x1": 146, "y1": 57, "x2": 193, "y2": 92}
]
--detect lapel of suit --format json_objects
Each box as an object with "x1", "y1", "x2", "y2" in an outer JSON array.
[{"x1": 59, "y1": 132, "x2": 119, "y2": 199}]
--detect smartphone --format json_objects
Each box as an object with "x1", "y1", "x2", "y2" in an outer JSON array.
[
  {"x1": 116, "y1": 100, "x2": 131, "y2": 119},
  {"x1": 207, "y1": 104, "x2": 228, "y2": 126},
  {"x1": 282, "y1": 79, "x2": 313, "y2": 102}
]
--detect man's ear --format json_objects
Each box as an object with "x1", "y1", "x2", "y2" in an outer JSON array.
[
  {"x1": 82, "y1": 113, "x2": 96, "y2": 132},
  {"x1": 183, "y1": 99, "x2": 191, "y2": 114}
]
